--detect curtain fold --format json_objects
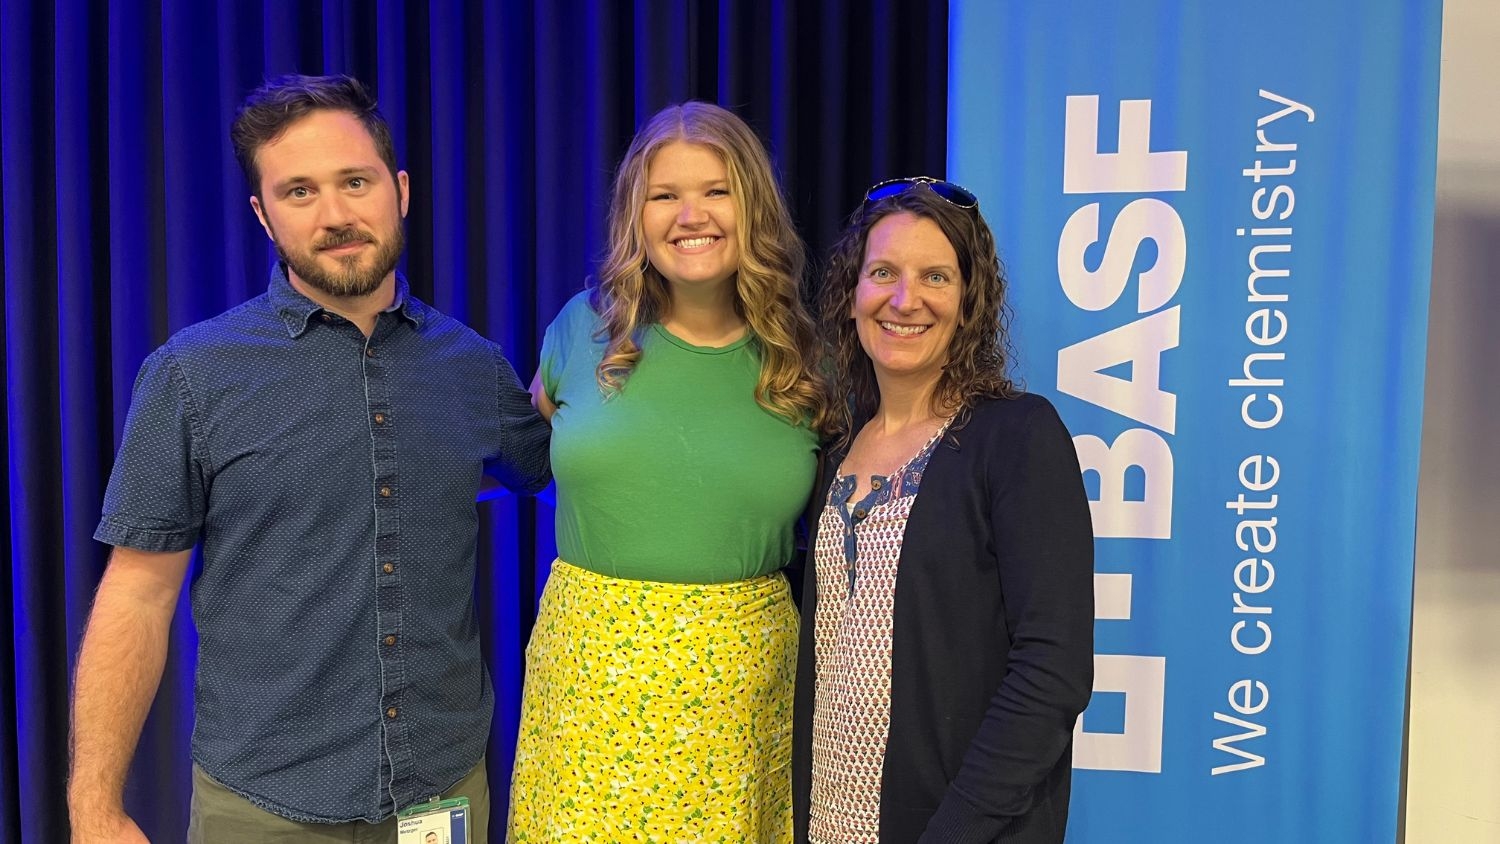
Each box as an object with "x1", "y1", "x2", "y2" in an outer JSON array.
[{"x1": 0, "y1": 1, "x2": 948, "y2": 840}]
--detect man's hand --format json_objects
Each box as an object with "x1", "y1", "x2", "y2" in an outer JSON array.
[{"x1": 69, "y1": 809, "x2": 151, "y2": 844}]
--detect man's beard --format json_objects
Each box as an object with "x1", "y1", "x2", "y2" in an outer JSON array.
[{"x1": 277, "y1": 224, "x2": 405, "y2": 299}]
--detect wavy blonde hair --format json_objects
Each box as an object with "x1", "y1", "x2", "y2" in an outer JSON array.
[
  {"x1": 818, "y1": 185, "x2": 1017, "y2": 447},
  {"x1": 589, "y1": 102, "x2": 828, "y2": 433}
]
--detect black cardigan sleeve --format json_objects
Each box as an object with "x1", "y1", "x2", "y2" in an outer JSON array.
[{"x1": 922, "y1": 399, "x2": 1096, "y2": 841}]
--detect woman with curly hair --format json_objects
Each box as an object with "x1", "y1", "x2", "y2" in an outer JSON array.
[
  {"x1": 508, "y1": 102, "x2": 826, "y2": 843},
  {"x1": 792, "y1": 179, "x2": 1095, "y2": 843}
]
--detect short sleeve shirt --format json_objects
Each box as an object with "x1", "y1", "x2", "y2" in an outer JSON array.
[
  {"x1": 538, "y1": 291, "x2": 818, "y2": 583},
  {"x1": 94, "y1": 265, "x2": 551, "y2": 822}
]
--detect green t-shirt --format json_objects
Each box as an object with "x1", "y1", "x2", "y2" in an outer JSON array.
[{"x1": 540, "y1": 291, "x2": 818, "y2": 584}]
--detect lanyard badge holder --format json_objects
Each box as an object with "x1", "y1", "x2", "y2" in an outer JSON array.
[{"x1": 396, "y1": 796, "x2": 471, "y2": 844}]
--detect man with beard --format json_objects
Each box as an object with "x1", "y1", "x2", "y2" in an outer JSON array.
[{"x1": 67, "y1": 75, "x2": 548, "y2": 843}]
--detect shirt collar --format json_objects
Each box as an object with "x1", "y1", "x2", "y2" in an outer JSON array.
[{"x1": 269, "y1": 263, "x2": 427, "y2": 337}]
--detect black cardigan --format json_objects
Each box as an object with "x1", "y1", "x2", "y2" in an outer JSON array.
[{"x1": 792, "y1": 393, "x2": 1095, "y2": 843}]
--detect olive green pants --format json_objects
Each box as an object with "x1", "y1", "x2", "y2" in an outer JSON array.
[{"x1": 187, "y1": 760, "x2": 489, "y2": 843}]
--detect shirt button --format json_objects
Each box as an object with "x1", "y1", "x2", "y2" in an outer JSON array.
[
  {"x1": 384, "y1": 635, "x2": 397, "y2": 646},
  {"x1": 386, "y1": 707, "x2": 397, "y2": 719},
  {"x1": 382, "y1": 562, "x2": 394, "y2": 574},
  {"x1": 379, "y1": 486, "x2": 392, "y2": 498},
  {"x1": 365, "y1": 347, "x2": 375, "y2": 358},
  {"x1": 854, "y1": 507, "x2": 868, "y2": 519},
  {"x1": 373, "y1": 413, "x2": 385, "y2": 424},
  {"x1": 871, "y1": 478, "x2": 883, "y2": 490},
  {"x1": 320, "y1": 313, "x2": 332, "y2": 323}
]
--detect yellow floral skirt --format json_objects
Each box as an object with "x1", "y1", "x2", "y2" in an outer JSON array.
[{"x1": 507, "y1": 559, "x2": 798, "y2": 843}]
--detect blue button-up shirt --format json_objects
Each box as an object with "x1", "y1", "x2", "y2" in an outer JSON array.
[{"x1": 94, "y1": 265, "x2": 550, "y2": 822}]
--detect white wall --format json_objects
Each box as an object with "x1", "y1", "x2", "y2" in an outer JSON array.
[{"x1": 1405, "y1": 0, "x2": 1500, "y2": 841}]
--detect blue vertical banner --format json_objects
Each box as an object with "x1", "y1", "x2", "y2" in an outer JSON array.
[{"x1": 949, "y1": 2, "x2": 1440, "y2": 841}]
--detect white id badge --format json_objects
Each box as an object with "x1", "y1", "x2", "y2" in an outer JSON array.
[{"x1": 396, "y1": 796, "x2": 471, "y2": 844}]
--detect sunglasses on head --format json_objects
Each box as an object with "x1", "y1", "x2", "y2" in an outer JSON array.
[{"x1": 862, "y1": 177, "x2": 979, "y2": 210}]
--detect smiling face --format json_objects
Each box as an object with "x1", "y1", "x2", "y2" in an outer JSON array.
[
  {"x1": 852, "y1": 212, "x2": 964, "y2": 392},
  {"x1": 640, "y1": 141, "x2": 741, "y2": 299},
  {"x1": 248, "y1": 109, "x2": 410, "y2": 300}
]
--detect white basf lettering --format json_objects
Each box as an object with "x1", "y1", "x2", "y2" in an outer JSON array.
[
  {"x1": 1074, "y1": 430, "x2": 1174, "y2": 539},
  {"x1": 1064, "y1": 96, "x2": 1188, "y2": 194},
  {"x1": 1057, "y1": 199, "x2": 1186, "y2": 313},
  {"x1": 1063, "y1": 94, "x2": 1186, "y2": 775}
]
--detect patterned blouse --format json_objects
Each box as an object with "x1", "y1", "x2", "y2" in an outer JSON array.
[{"x1": 808, "y1": 422, "x2": 952, "y2": 843}]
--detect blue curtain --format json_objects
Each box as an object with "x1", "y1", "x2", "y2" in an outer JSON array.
[{"x1": 0, "y1": 0, "x2": 948, "y2": 840}]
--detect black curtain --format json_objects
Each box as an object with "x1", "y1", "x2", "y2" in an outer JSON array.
[{"x1": 0, "y1": 0, "x2": 947, "y2": 840}]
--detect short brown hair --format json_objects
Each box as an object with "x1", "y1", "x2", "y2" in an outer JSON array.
[
  {"x1": 230, "y1": 74, "x2": 398, "y2": 197},
  {"x1": 818, "y1": 185, "x2": 1017, "y2": 445}
]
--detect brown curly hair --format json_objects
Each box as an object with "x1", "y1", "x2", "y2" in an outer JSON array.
[
  {"x1": 589, "y1": 102, "x2": 828, "y2": 433},
  {"x1": 818, "y1": 184, "x2": 1017, "y2": 446}
]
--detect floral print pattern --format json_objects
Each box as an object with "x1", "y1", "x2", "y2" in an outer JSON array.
[{"x1": 508, "y1": 560, "x2": 798, "y2": 843}]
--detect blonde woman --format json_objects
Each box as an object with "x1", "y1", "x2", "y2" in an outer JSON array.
[{"x1": 508, "y1": 102, "x2": 826, "y2": 842}]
